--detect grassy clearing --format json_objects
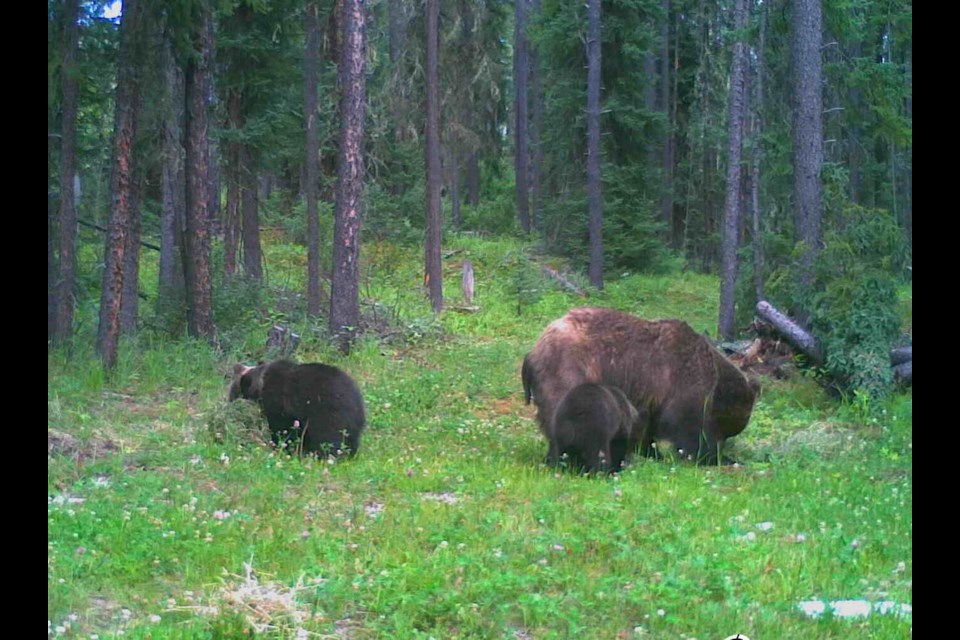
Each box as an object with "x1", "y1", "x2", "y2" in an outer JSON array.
[{"x1": 49, "y1": 234, "x2": 912, "y2": 639}]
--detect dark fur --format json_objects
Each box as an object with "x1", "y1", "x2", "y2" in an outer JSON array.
[
  {"x1": 523, "y1": 308, "x2": 759, "y2": 464},
  {"x1": 229, "y1": 360, "x2": 366, "y2": 457},
  {"x1": 551, "y1": 383, "x2": 646, "y2": 472}
]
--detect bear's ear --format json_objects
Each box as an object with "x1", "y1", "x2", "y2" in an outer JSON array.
[{"x1": 234, "y1": 363, "x2": 253, "y2": 377}]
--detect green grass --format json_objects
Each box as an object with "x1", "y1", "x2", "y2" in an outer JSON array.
[{"x1": 49, "y1": 233, "x2": 912, "y2": 639}]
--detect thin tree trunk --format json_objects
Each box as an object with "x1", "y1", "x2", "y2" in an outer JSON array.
[
  {"x1": 424, "y1": 0, "x2": 443, "y2": 313},
  {"x1": 644, "y1": 50, "x2": 656, "y2": 169},
  {"x1": 792, "y1": 0, "x2": 824, "y2": 292},
  {"x1": 182, "y1": 8, "x2": 217, "y2": 342},
  {"x1": 586, "y1": 0, "x2": 603, "y2": 289},
  {"x1": 54, "y1": 0, "x2": 79, "y2": 345},
  {"x1": 451, "y1": 149, "x2": 461, "y2": 230},
  {"x1": 97, "y1": 0, "x2": 143, "y2": 368},
  {"x1": 49, "y1": 186, "x2": 58, "y2": 340},
  {"x1": 159, "y1": 35, "x2": 186, "y2": 313},
  {"x1": 224, "y1": 90, "x2": 242, "y2": 278},
  {"x1": 240, "y1": 144, "x2": 262, "y2": 280},
  {"x1": 659, "y1": 0, "x2": 673, "y2": 240},
  {"x1": 205, "y1": 15, "x2": 221, "y2": 234},
  {"x1": 902, "y1": 46, "x2": 911, "y2": 244},
  {"x1": 120, "y1": 167, "x2": 143, "y2": 333},
  {"x1": 751, "y1": 1, "x2": 767, "y2": 303},
  {"x1": 529, "y1": 0, "x2": 544, "y2": 234},
  {"x1": 718, "y1": 0, "x2": 749, "y2": 340},
  {"x1": 330, "y1": 0, "x2": 366, "y2": 351},
  {"x1": 514, "y1": 0, "x2": 531, "y2": 234},
  {"x1": 305, "y1": 0, "x2": 323, "y2": 316},
  {"x1": 466, "y1": 152, "x2": 479, "y2": 206}
]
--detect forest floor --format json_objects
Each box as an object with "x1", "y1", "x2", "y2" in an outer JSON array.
[{"x1": 48, "y1": 233, "x2": 912, "y2": 639}]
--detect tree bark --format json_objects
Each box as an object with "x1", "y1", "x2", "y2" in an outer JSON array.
[
  {"x1": 450, "y1": 149, "x2": 461, "y2": 230},
  {"x1": 751, "y1": 3, "x2": 767, "y2": 303},
  {"x1": 890, "y1": 346, "x2": 912, "y2": 366},
  {"x1": 792, "y1": 0, "x2": 824, "y2": 291},
  {"x1": 224, "y1": 90, "x2": 242, "y2": 278},
  {"x1": 97, "y1": 0, "x2": 144, "y2": 368},
  {"x1": 240, "y1": 144, "x2": 262, "y2": 280},
  {"x1": 659, "y1": 0, "x2": 674, "y2": 240},
  {"x1": 892, "y1": 360, "x2": 911, "y2": 386},
  {"x1": 424, "y1": 0, "x2": 443, "y2": 313},
  {"x1": 718, "y1": 0, "x2": 749, "y2": 340},
  {"x1": 529, "y1": 0, "x2": 544, "y2": 233},
  {"x1": 756, "y1": 300, "x2": 824, "y2": 366},
  {"x1": 586, "y1": 0, "x2": 603, "y2": 290},
  {"x1": 182, "y1": 7, "x2": 217, "y2": 343},
  {"x1": 514, "y1": 0, "x2": 531, "y2": 234},
  {"x1": 330, "y1": 0, "x2": 366, "y2": 352},
  {"x1": 305, "y1": 0, "x2": 323, "y2": 316},
  {"x1": 54, "y1": 0, "x2": 80, "y2": 345},
  {"x1": 466, "y1": 151, "x2": 479, "y2": 206},
  {"x1": 120, "y1": 167, "x2": 143, "y2": 334},
  {"x1": 159, "y1": 35, "x2": 186, "y2": 314}
]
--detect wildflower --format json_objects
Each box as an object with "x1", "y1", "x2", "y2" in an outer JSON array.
[{"x1": 149, "y1": 614, "x2": 161, "y2": 624}]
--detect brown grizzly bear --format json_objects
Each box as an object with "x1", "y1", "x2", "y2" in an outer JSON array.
[
  {"x1": 551, "y1": 382, "x2": 647, "y2": 473},
  {"x1": 229, "y1": 359, "x2": 366, "y2": 457},
  {"x1": 523, "y1": 308, "x2": 759, "y2": 464}
]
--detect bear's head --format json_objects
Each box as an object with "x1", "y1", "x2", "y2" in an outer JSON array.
[{"x1": 228, "y1": 363, "x2": 267, "y2": 402}]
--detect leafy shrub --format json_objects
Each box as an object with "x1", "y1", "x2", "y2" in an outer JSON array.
[{"x1": 766, "y1": 205, "x2": 908, "y2": 399}]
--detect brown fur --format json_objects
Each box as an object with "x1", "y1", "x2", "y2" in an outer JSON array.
[
  {"x1": 228, "y1": 360, "x2": 366, "y2": 457},
  {"x1": 551, "y1": 382, "x2": 646, "y2": 472},
  {"x1": 523, "y1": 307, "x2": 759, "y2": 464}
]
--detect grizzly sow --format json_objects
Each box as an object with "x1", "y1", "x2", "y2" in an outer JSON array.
[
  {"x1": 551, "y1": 382, "x2": 646, "y2": 472},
  {"x1": 229, "y1": 359, "x2": 366, "y2": 457},
  {"x1": 523, "y1": 308, "x2": 759, "y2": 464}
]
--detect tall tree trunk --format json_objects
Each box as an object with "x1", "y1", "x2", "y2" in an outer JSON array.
[
  {"x1": 330, "y1": 0, "x2": 366, "y2": 352},
  {"x1": 159, "y1": 35, "x2": 185, "y2": 317},
  {"x1": 54, "y1": 0, "x2": 79, "y2": 345},
  {"x1": 450, "y1": 149, "x2": 461, "y2": 230},
  {"x1": 644, "y1": 51, "x2": 656, "y2": 169},
  {"x1": 659, "y1": 0, "x2": 674, "y2": 241},
  {"x1": 902, "y1": 46, "x2": 911, "y2": 245},
  {"x1": 240, "y1": 145, "x2": 262, "y2": 280},
  {"x1": 792, "y1": 0, "x2": 824, "y2": 294},
  {"x1": 306, "y1": 0, "x2": 323, "y2": 316},
  {"x1": 718, "y1": 0, "x2": 749, "y2": 340},
  {"x1": 205, "y1": 15, "x2": 221, "y2": 234},
  {"x1": 586, "y1": 0, "x2": 603, "y2": 289},
  {"x1": 182, "y1": 7, "x2": 217, "y2": 343},
  {"x1": 514, "y1": 0, "x2": 531, "y2": 234},
  {"x1": 529, "y1": 0, "x2": 544, "y2": 234},
  {"x1": 424, "y1": 0, "x2": 443, "y2": 313},
  {"x1": 224, "y1": 90, "x2": 242, "y2": 277},
  {"x1": 120, "y1": 167, "x2": 143, "y2": 333},
  {"x1": 751, "y1": 1, "x2": 767, "y2": 303},
  {"x1": 97, "y1": 0, "x2": 144, "y2": 368},
  {"x1": 466, "y1": 151, "x2": 479, "y2": 206}
]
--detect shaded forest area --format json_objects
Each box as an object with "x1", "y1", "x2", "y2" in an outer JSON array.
[{"x1": 48, "y1": 0, "x2": 911, "y2": 395}]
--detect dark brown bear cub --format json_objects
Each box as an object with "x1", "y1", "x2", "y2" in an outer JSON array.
[
  {"x1": 523, "y1": 307, "x2": 759, "y2": 464},
  {"x1": 551, "y1": 382, "x2": 645, "y2": 473},
  {"x1": 229, "y1": 359, "x2": 366, "y2": 457}
]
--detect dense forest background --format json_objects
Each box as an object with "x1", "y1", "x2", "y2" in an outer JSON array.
[{"x1": 47, "y1": 0, "x2": 911, "y2": 395}]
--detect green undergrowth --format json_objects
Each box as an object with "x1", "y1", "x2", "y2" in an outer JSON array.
[{"x1": 49, "y1": 233, "x2": 912, "y2": 639}]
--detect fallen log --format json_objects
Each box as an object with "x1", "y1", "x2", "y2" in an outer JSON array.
[
  {"x1": 893, "y1": 360, "x2": 912, "y2": 386},
  {"x1": 755, "y1": 301, "x2": 824, "y2": 366},
  {"x1": 890, "y1": 346, "x2": 912, "y2": 366},
  {"x1": 541, "y1": 265, "x2": 586, "y2": 297}
]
